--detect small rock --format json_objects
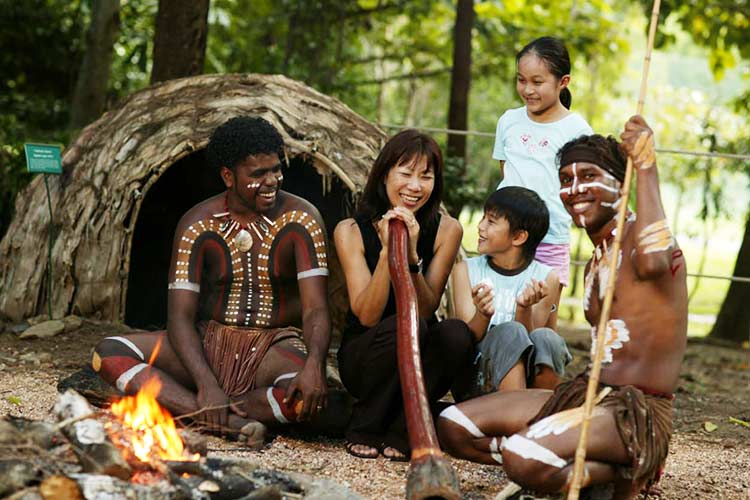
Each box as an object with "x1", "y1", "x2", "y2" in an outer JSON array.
[
  {"x1": 19, "y1": 352, "x2": 52, "y2": 364},
  {"x1": 62, "y1": 315, "x2": 83, "y2": 333},
  {"x1": 27, "y1": 315, "x2": 50, "y2": 326},
  {"x1": 10, "y1": 322, "x2": 30, "y2": 335},
  {"x1": 19, "y1": 320, "x2": 65, "y2": 339}
]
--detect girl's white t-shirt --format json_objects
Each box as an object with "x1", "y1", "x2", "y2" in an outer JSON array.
[{"x1": 493, "y1": 106, "x2": 593, "y2": 244}]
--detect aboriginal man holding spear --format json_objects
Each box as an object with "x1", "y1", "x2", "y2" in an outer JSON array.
[{"x1": 437, "y1": 116, "x2": 687, "y2": 499}]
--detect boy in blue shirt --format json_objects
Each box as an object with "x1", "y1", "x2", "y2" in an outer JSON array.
[{"x1": 452, "y1": 186, "x2": 571, "y2": 399}]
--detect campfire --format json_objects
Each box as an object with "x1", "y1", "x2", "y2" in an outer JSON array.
[
  {"x1": 107, "y1": 377, "x2": 199, "y2": 467},
  {"x1": 0, "y1": 377, "x2": 358, "y2": 498}
]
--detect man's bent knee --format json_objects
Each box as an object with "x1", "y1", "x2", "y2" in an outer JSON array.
[
  {"x1": 438, "y1": 405, "x2": 486, "y2": 460},
  {"x1": 501, "y1": 434, "x2": 568, "y2": 492},
  {"x1": 92, "y1": 336, "x2": 149, "y2": 392}
]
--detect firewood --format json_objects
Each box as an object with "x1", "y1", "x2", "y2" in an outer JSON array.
[
  {"x1": 39, "y1": 475, "x2": 83, "y2": 500},
  {"x1": 0, "y1": 460, "x2": 42, "y2": 497},
  {"x1": 53, "y1": 390, "x2": 131, "y2": 480}
]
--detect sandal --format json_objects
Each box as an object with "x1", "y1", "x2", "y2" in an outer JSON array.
[{"x1": 345, "y1": 441, "x2": 379, "y2": 459}]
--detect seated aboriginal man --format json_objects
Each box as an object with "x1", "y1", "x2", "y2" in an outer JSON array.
[
  {"x1": 92, "y1": 116, "x2": 338, "y2": 445},
  {"x1": 437, "y1": 115, "x2": 687, "y2": 499}
]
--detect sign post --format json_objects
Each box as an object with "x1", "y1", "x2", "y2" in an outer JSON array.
[{"x1": 24, "y1": 143, "x2": 63, "y2": 320}]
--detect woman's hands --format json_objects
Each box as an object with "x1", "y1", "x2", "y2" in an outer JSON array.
[{"x1": 377, "y1": 207, "x2": 421, "y2": 264}]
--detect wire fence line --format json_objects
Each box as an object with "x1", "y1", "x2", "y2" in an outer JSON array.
[
  {"x1": 570, "y1": 261, "x2": 750, "y2": 284},
  {"x1": 378, "y1": 123, "x2": 750, "y2": 162}
]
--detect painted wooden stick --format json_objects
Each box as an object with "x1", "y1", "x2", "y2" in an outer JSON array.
[
  {"x1": 566, "y1": 1, "x2": 663, "y2": 498},
  {"x1": 388, "y1": 219, "x2": 460, "y2": 500}
]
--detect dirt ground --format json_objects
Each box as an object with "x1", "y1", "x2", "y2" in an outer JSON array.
[{"x1": 0, "y1": 320, "x2": 749, "y2": 499}]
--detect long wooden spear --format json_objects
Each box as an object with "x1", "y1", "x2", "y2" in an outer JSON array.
[
  {"x1": 388, "y1": 219, "x2": 460, "y2": 500},
  {"x1": 566, "y1": 1, "x2": 663, "y2": 498}
]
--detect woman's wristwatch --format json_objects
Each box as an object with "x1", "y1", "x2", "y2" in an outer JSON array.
[{"x1": 409, "y1": 258, "x2": 423, "y2": 274}]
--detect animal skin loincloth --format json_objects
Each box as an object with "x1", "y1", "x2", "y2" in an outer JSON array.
[
  {"x1": 202, "y1": 320, "x2": 302, "y2": 396},
  {"x1": 529, "y1": 374, "x2": 673, "y2": 485}
]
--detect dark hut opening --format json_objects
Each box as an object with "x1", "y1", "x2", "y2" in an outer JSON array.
[{"x1": 124, "y1": 152, "x2": 353, "y2": 329}]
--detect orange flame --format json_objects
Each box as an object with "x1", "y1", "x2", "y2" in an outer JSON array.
[{"x1": 110, "y1": 338, "x2": 199, "y2": 464}]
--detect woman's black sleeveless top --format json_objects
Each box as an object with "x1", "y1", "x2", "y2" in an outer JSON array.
[{"x1": 343, "y1": 214, "x2": 441, "y2": 337}]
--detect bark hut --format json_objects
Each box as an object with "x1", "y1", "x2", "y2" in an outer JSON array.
[{"x1": 0, "y1": 74, "x2": 385, "y2": 331}]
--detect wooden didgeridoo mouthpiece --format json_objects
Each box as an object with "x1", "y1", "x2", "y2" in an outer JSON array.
[{"x1": 387, "y1": 219, "x2": 460, "y2": 500}]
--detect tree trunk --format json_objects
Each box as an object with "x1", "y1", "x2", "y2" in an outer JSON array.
[
  {"x1": 150, "y1": 0, "x2": 210, "y2": 84},
  {"x1": 709, "y1": 208, "x2": 750, "y2": 343},
  {"x1": 446, "y1": 0, "x2": 474, "y2": 159},
  {"x1": 70, "y1": 0, "x2": 120, "y2": 129}
]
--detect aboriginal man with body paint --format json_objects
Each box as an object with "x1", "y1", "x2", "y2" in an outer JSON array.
[
  {"x1": 92, "y1": 117, "x2": 338, "y2": 446},
  {"x1": 437, "y1": 115, "x2": 687, "y2": 499}
]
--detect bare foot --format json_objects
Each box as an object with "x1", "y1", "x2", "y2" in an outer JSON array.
[
  {"x1": 382, "y1": 446, "x2": 407, "y2": 462},
  {"x1": 346, "y1": 442, "x2": 379, "y2": 459},
  {"x1": 237, "y1": 420, "x2": 267, "y2": 450},
  {"x1": 227, "y1": 413, "x2": 267, "y2": 449}
]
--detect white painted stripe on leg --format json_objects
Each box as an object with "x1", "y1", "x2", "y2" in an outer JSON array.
[
  {"x1": 273, "y1": 372, "x2": 298, "y2": 386},
  {"x1": 266, "y1": 387, "x2": 289, "y2": 424},
  {"x1": 501, "y1": 434, "x2": 567, "y2": 469},
  {"x1": 438, "y1": 405, "x2": 486, "y2": 438},
  {"x1": 489, "y1": 437, "x2": 503, "y2": 464},
  {"x1": 105, "y1": 336, "x2": 145, "y2": 361},
  {"x1": 115, "y1": 363, "x2": 148, "y2": 392}
]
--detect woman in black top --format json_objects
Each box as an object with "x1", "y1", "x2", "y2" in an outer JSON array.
[{"x1": 334, "y1": 130, "x2": 474, "y2": 460}]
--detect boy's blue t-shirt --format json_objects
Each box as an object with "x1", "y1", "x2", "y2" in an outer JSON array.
[
  {"x1": 493, "y1": 107, "x2": 593, "y2": 244},
  {"x1": 466, "y1": 255, "x2": 552, "y2": 331}
]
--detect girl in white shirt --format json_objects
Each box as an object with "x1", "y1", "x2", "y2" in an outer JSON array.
[{"x1": 492, "y1": 36, "x2": 593, "y2": 327}]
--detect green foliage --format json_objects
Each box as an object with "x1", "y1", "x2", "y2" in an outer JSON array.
[
  {"x1": 0, "y1": 0, "x2": 87, "y2": 236},
  {"x1": 647, "y1": 0, "x2": 750, "y2": 79}
]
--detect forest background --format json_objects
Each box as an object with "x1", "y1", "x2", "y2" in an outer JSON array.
[{"x1": 0, "y1": 0, "x2": 748, "y2": 342}]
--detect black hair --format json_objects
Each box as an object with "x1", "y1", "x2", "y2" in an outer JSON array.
[
  {"x1": 516, "y1": 36, "x2": 572, "y2": 109},
  {"x1": 556, "y1": 134, "x2": 626, "y2": 182},
  {"x1": 484, "y1": 186, "x2": 549, "y2": 262},
  {"x1": 356, "y1": 129, "x2": 443, "y2": 233},
  {"x1": 206, "y1": 116, "x2": 284, "y2": 173}
]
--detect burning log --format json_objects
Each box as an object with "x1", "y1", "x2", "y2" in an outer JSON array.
[
  {"x1": 387, "y1": 219, "x2": 461, "y2": 500},
  {"x1": 54, "y1": 389, "x2": 132, "y2": 480}
]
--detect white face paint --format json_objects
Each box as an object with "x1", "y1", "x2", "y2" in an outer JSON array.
[
  {"x1": 578, "y1": 214, "x2": 587, "y2": 228},
  {"x1": 247, "y1": 182, "x2": 262, "y2": 189},
  {"x1": 601, "y1": 197, "x2": 622, "y2": 209},
  {"x1": 501, "y1": 434, "x2": 567, "y2": 469},
  {"x1": 559, "y1": 167, "x2": 620, "y2": 196},
  {"x1": 591, "y1": 319, "x2": 630, "y2": 364}
]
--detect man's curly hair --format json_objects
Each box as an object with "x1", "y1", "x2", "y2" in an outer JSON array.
[
  {"x1": 556, "y1": 134, "x2": 626, "y2": 182},
  {"x1": 206, "y1": 116, "x2": 284, "y2": 173}
]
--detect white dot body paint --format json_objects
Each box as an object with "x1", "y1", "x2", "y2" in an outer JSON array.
[
  {"x1": 501, "y1": 435, "x2": 567, "y2": 469},
  {"x1": 247, "y1": 182, "x2": 262, "y2": 189},
  {"x1": 578, "y1": 215, "x2": 586, "y2": 228},
  {"x1": 591, "y1": 318, "x2": 630, "y2": 364}
]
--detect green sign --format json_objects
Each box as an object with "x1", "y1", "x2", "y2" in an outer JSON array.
[{"x1": 24, "y1": 143, "x2": 62, "y2": 174}]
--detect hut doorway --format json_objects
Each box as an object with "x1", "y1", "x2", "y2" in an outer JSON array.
[{"x1": 124, "y1": 153, "x2": 352, "y2": 330}]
